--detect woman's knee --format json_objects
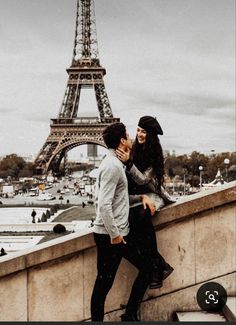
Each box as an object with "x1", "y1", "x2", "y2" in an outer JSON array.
[{"x1": 96, "y1": 273, "x2": 115, "y2": 289}]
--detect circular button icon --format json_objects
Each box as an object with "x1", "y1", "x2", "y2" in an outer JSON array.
[{"x1": 196, "y1": 282, "x2": 227, "y2": 312}]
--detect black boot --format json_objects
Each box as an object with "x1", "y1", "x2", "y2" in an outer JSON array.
[
  {"x1": 149, "y1": 266, "x2": 163, "y2": 289},
  {"x1": 162, "y1": 263, "x2": 174, "y2": 281},
  {"x1": 149, "y1": 263, "x2": 174, "y2": 289},
  {"x1": 120, "y1": 313, "x2": 140, "y2": 321}
]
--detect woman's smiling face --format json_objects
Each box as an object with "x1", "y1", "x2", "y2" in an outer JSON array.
[{"x1": 136, "y1": 127, "x2": 147, "y2": 144}]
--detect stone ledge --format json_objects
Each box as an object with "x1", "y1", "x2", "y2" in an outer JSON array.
[
  {"x1": 0, "y1": 182, "x2": 235, "y2": 278},
  {"x1": 155, "y1": 181, "x2": 236, "y2": 227},
  {"x1": 0, "y1": 229, "x2": 95, "y2": 277}
]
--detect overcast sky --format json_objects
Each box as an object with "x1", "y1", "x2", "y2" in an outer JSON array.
[{"x1": 0, "y1": 0, "x2": 235, "y2": 159}]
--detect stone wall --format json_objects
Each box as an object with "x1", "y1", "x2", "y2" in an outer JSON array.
[{"x1": 0, "y1": 182, "x2": 235, "y2": 321}]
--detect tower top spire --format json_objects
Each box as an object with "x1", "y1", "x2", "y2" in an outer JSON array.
[{"x1": 72, "y1": 0, "x2": 100, "y2": 66}]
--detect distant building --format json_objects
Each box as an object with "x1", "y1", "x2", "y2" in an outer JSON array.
[
  {"x1": 87, "y1": 144, "x2": 98, "y2": 158},
  {"x1": 22, "y1": 154, "x2": 36, "y2": 162},
  {"x1": 2, "y1": 185, "x2": 14, "y2": 198},
  {"x1": 202, "y1": 168, "x2": 226, "y2": 190}
]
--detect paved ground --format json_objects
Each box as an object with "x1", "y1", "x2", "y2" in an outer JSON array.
[
  {"x1": 38, "y1": 205, "x2": 96, "y2": 244},
  {"x1": 0, "y1": 207, "x2": 60, "y2": 224},
  {"x1": 0, "y1": 178, "x2": 94, "y2": 206},
  {"x1": 0, "y1": 178, "x2": 97, "y2": 251},
  {"x1": 54, "y1": 205, "x2": 95, "y2": 222},
  {"x1": 0, "y1": 205, "x2": 95, "y2": 246}
]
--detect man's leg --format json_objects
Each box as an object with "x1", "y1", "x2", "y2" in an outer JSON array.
[
  {"x1": 121, "y1": 233, "x2": 153, "y2": 319},
  {"x1": 91, "y1": 233, "x2": 122, "y2": 321}
]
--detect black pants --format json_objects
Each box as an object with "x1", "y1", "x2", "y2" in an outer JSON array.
[
  {"x1": 91, "y1": 232, "x2": 153, "y2": 321},
  {"x1": 129, "y1": 205, "x2": 166, "y2": 268}
]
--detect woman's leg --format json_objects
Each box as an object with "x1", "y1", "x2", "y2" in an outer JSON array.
[
  {"x1": 129, "y1": 205, "x2": 163, "y2": 263},
  {"x1": 129, "y1": 205, "x2": 174, "y2": 287}
]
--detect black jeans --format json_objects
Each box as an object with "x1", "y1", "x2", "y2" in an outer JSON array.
[
  {"x1": 129, "y1": 205, "x2": 166, "y2": 268},
  {"x1": 90, "y1": 232, "x2": 153, "y2": 321}
]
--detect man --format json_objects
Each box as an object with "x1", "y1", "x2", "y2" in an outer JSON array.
[
  {"x1": 31, "y1": 209, "x2": 36, "y2": 223},
  {"x1": 91, "y1": 122, "x2": 157, "y2": 321}
]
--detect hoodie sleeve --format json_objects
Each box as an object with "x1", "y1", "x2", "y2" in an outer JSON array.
[{"x1": 98, "y1": 164, "x2": 121, "y2": 239}]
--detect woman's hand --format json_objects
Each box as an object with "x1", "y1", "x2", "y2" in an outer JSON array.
[
  {"x1": 141, "y1": 195, "x2": 156, "y2": 216},
  {"x1": 115, "y1": 148, "x2": 130, "y2": 162}
]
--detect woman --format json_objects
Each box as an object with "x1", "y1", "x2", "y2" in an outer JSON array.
[{"x1": 116, "y1": 116, "x2": 175, "y2": 289}]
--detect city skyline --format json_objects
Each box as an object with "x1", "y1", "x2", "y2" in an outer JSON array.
[{"x1": 0, "y1": 0, "x2": 235, "y2": 159}]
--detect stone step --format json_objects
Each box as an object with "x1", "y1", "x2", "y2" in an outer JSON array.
[
  {"x1": 223, "y1": 297, "x2": 236, "y2": 321},
  {"x1": 175, "y1": 311, "x2": 226, "y2": 322}
]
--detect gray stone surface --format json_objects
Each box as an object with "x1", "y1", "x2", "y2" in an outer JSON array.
[
  {"x1": 28, "y1": 254, "x2": 84, "y2": 321},
  {"x1": 0, "y1": 271, "x2": 27, "y2": 321},
  {"x1": 83, "y1": 246, "x2": 97, "y2": 319},
  {"x1": 141, "y1": 273, "x2": 235, "y2": 321},
  {"x1": 195, "y1": 204, "x2": 236, "y2": 282},
  {"x1": 147, "y1": 217, "x2": 195, "y2": 297},
  {"x1": 155, "y1": 181, "x2": 236, "y2": 227}
]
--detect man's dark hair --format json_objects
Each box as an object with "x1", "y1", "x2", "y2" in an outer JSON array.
[{"x1": 103, "y1": 122, "x2": 127, "y2": 149}]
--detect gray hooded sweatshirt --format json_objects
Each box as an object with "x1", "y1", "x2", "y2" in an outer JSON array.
[{"x1": 93, "y1": 149, "x2": 141, "y2": 239}]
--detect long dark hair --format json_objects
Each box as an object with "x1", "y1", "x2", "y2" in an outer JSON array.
[{"x1": 132, "y1": 133, "x2": 164, "y2": 189}]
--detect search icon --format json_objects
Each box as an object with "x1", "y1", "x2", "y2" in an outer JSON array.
[
  {"x1": 208, "y1": 294, "x2": 215, "y2": 301},
  {"x1": 196, "y1": 282, "x2": 227, "y2": 312}
]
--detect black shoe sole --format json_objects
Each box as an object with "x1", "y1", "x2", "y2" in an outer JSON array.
[{"x1": 149, "y1": 281, "x2": 163, "y2": 289}]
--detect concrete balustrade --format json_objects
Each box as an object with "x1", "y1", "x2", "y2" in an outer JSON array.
[{"x1": 0, "y1": 182, "x2": 235, "y2": 321}]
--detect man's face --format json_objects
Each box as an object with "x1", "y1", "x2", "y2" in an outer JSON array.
[{"x1": 123, "y1": 132, "x2": 132, "y2": 150}]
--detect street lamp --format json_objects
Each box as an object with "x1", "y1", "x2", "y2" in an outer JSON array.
[
  {"x1": 224, "y1": 158, "x2": 230, "y2": 182},
  {"x1": 210, "y1": 149, "x2": 215, "y2": 157},
  {"x1": 183, "y1": 167, "x2": 187, "y2": 196},
  {"x1": 198, "y1": 166, "x2": 203, "y2": 191},
  {"x1": 183, "y1": 173, "x2": 186, "y2": 196}
]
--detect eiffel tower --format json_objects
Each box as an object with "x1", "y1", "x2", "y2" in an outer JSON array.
[{"x1": 34, "y1": 0, "x2": 119, "y2": 175}]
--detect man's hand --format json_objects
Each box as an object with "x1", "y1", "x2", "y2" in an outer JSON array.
[
  {"x1": 115, "y1": 148, "x2": 130, "y2": 163},
  {"x1": 111, "y1": 235, "x2": 127, "y2": 245},
  {"x1": 141, "y1": 194, "x2": 156, "y2": 216}
]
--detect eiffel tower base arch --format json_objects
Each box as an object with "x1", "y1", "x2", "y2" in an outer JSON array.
[{"x1": 34, "y1": 118, "x2": 120, "y2": 175}]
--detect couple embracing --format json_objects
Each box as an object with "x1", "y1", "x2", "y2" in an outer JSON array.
[{"x1": 91, "y1": 116, "x2": 175, "y2": 321}]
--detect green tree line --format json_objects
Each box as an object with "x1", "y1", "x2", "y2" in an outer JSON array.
[
  {"x1": 165, "y1": 151, "x2": 236, "y2": 186},
  {"x1": 0, "y1": 154, "x2": 35, "y2": 179},
  {"x1": 0, "y1": 151, "x2": 236, "y2": 183}
]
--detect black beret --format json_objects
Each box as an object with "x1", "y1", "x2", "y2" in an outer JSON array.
[{"x1": 138, "y1": 116, "x2": 163, "y2": 135}]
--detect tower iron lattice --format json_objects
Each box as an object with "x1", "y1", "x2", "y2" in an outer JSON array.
[{"x1": 34, "y1": 0, "x2": 119, "y2": 174}]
